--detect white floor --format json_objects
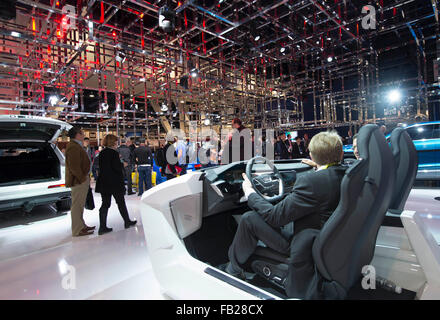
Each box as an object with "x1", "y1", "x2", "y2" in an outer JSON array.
[
  {"x1": 0, "y1": 187, "x2": 439, "y2": 300},
  {"x1": 0, "y1": 191, "x2": 163, "y2": 300}
]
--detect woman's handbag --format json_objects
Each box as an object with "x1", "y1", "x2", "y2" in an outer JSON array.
[{"x1": 85, "y1": 187, "x2": 95, "y2": 210}]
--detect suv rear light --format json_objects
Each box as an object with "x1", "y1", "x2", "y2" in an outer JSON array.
[{"x1": 48, "y1": 184, "x2": 65, "y2": 188}]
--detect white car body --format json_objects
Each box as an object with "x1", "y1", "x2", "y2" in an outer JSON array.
[
  {"x1": 0, "y1": 115, "x2": 72, "y2": 213},
  {"x1": 141, "y1": 167, "x2": 440, "y2": 300}
]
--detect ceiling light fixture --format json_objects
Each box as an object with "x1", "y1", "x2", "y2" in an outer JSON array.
[
  {"x1": 190, "y1": 68, "x2": 199, "y2": 77},
  {"x1": 387, "y1": 89, "x2": 401, "y2": 104},
  {"x1": 115, "y1": 51, "x2": 126, "y2": 63},
  {"x1": 158, "y1": 6, "x2": 176, "y2": 33},
  {"x1": 49, "y1": 95, "x2": 59, "y2": 106}
]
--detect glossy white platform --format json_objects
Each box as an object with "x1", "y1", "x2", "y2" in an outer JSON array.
[
  {"x1": 0, "y1": 187, "x2": 439, "y2": 299},
  {"x1": 0, "y1": 190, "x2": 163, "y2": 300}
]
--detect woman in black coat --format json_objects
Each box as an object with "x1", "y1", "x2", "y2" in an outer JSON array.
[{"x1": 95, "y1": 134, "x2": 136, "y2": 235}]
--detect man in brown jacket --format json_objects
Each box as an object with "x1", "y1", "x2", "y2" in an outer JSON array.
[{"x1": 65, "y1": 127, "x2": 95, "y2": 236}]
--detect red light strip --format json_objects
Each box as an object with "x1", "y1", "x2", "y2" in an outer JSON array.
[
  {"x1": 48, "y1": 184, "x2": 65, "y2": 188},
  {"x1": 100, "y1": 1, "x2": 104, "y2": 24}
]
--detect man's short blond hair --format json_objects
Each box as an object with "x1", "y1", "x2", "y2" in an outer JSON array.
[{"x1": 308, "y1": 131, "x2": 343, "y2": 166}]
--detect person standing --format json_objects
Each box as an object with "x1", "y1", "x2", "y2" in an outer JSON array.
[
  {"x1": 276, "y1": 133, "x2": 291, "y2": 160},
  {"x1": 118, "y1": 139, "x2": 135, "y2": 195},
  {"x1": 91, "y1": 146, "x2": 103, "y2": 181},
  {"x1": 83, "y1": 137, "x2": 95, "y2": 163},
  {"x1": 292, "y1": 136, "x2": 306, "y2": 159},
  {"x1": 65, "y1": 127, "x2": 95, "y2": 237},
  {"x1": 345, "y1": 130, "x2": 353, "y2": 145},
  {"x1": 134, "y1": 139, "x2": 153, "y2": 197},
  {"x1": 95, "y1": 134, "x2": 137, "y2": 235},
  {"x1": 175, "y1": 137, "x2": 188, "y2": 175},
  {"x1": 286, "y1": 134, "x2": 294, "y2": 158},
  {"x1": 303, "y1": 133, "x2": 311, "y2": 156},
  {"x1": 163, "y1": 136, "x2": 178, "y2": 180}
]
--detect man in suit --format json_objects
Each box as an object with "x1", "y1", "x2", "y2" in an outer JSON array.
[
  {"x1": 276, "y1": 133, "x2": 291, "y2": 159},
  {"x1": 291, "y1": 136, "x2": 306, "y2": 158},
  {"x1": 65, "y1": 127, "x2": 95, "y2": 237},
  {"x1": 118, "y1": 139, "x2": 135, "y2": 195},
  {"x1": 224, "y1": 131, "x2": 346, "y2": 279}
]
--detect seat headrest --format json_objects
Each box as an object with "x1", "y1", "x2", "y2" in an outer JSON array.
[
  {"x1": 355, "y1": 124, "x2": 380, "y2": 161},
  {"x1": 390, "y1": 127, "x2": 406, "y2": 157}
]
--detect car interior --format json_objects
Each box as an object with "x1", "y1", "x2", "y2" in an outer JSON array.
[
  {"x1": 0, "y1": 142, "x2": 61, "y2": 187},
  {"x1": 180, "y1": 124, "x2": 420, "y2": 300}
]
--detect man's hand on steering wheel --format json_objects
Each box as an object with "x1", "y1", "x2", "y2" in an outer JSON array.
[
  {"x1": 245, "y1": 156, "x2": 286, "y2": 203},
  {"x1": 241, "y1": 173, "x2": 255, "y2": 198}
]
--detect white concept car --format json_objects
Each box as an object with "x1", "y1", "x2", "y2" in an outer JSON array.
[
  {"x1": 0, "y1": 115, "x2": 72, "y2": 213},
  {"x1": 141, "y1": 125, "x2": 440, "y2": 300}
]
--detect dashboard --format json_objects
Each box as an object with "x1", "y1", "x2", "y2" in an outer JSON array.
[{"x1": 201, "y1": 160, "x2": 314, "y2": 217}]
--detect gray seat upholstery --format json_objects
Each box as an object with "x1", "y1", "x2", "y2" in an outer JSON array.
[
  {"x1": 388, "y1": 127, "x2": 418, "y2": 212},
  {"x1": 311, "y1": 124, "x2": 395, "y2": 298},
  {"x1": 250, "y1": 124, "x2": 396, "y2": 299}
]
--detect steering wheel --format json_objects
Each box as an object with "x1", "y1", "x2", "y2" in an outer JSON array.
[{"x1": 245, "y1": 156, "x2": 285, "y2": 203}]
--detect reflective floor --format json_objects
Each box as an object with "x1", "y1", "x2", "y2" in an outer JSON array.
[
  {"x1": 0, "y1": 187, "x2": 439, "y2": 300},
  {"x1": 0, "y1": 191, "x2": 163, "y2": 300}
]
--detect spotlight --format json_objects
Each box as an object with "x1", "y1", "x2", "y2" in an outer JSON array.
[
  {"x1": 158, "y1": 6, "x2": 176, "y2": 33},
  {"x1": 387, "y1": 89, "x2": 401, "y2": 103},
  {"x1": 204, "y1": 118, "x2": 211, "y2": 126},
  {"x1": 161, "y1": 102, "x2": 168, "y2": 112},
  {"x1": 49, "y1": 95, "x2": 59, "y2": 106},
  {"x1": 59, "y1": 96, "x2": 68, "y2": 104},
  {"x1": 190, "y1": 68, "x2": 198, "y2": 78},
  {"x1": 254, "y1": 35, "x2": 260, "y2": 41},
  {"x1": 116, "y1": 51, "x2": 126, "y2": 63},
  {"x1": 11, "y1": 31, "x2": 21, "y2": 38},
  {"x1": 327, "y1": 56, "x2": 333, "y2": 62},
  {"x1": 101, "y1": 102, "x2": 109, "y2": 111},
  {"x1": 280, "y1": 47, "x2": 290, "y2": 55}
]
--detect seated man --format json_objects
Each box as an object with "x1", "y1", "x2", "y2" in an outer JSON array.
[
  {"x1": 224, "y1": 131, "x2": 347, "y2": 280},
  {"x1": 302, "y1": 133, "x2": 359, "y2": 168}
]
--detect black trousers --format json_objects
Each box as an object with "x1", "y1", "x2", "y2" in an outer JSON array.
[
  {"x1": 123, "y1": 165, "x2": 133, "y2": 193},
  {"x1": 99, "y1": 192, "x2": 130, "y2": 228},
  {"x1": 228, "y1": 211, "x2": 291, "y2": 271}
]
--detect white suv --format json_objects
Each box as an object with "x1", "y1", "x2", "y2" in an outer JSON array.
[{"x1": 0, "y1": 115, "x2": 72, "y2": 213}]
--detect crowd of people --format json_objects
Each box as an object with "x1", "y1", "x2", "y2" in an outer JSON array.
[{"x1": 62, "y1": 117, "x2": 369, "y2": 237}]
